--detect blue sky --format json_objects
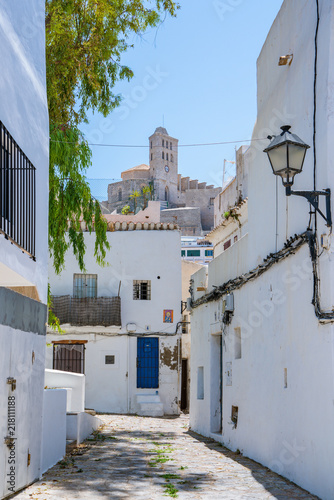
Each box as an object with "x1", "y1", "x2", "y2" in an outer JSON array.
[{"x1": 82, "y1": 1, "x2": 284, "y2": 199}]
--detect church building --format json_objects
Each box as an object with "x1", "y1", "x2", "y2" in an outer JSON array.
[{"x1": 104, "y1": 127, "x2": 221, "y2": 235}]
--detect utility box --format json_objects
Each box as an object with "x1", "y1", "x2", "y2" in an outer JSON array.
[{"x1": 223, "y1": 293, "x2": 234, "y2": 313}]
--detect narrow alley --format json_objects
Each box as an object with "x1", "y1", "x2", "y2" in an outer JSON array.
[{"x1": 14, "y1": 415, "x2": 317, "y2": 500}]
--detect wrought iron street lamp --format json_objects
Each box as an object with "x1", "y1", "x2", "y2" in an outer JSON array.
[{"x1": 264, "y1": 125, "x2": 332, "y2": 227}]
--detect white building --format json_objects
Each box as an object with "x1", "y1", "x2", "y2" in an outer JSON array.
[
  {"x1": 190, "y1": 1, "x2": 334, "y2": 499},
  {"x1": 181, "y1": 237, "x2": 213, "y2": 265},
  {"x1": 0, "y1": 1, "x2": 49, "y2": 497},
  {"x1": 46, "y1": 223, "x2": 182, "y2": 417}
]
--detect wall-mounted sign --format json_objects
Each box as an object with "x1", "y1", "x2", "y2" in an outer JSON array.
[{"x1": 163, "y1": 310, "x2": 173, "y2": 323}]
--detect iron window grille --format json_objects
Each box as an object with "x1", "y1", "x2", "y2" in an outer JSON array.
[
  {"x1": 73, "y1": 273, "x2": 97, "y2": 298},
  {"x1": 133, "y1": 280, "x2": 151, "y2": 300},
  {"x1": 0, "y1": 121, "x2": 36, "y2": 259},
  {"x1": 53, "y1": 343, "x2": 85, "y2": 374}
]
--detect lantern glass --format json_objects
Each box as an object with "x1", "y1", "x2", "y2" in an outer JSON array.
[
  {"x1": 267, "y1": 144, "x2": 288, "y2": 176},
  {"x1": 264, "y1": 126, "x2": 310, "y2": 187},
  {"x1": 288, "y1": 144, "x2": 307, "y2": 172}
]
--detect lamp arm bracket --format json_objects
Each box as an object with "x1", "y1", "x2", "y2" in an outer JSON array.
[{"x1": 286, "y1": 187, "x2": 332, "y2": 228}]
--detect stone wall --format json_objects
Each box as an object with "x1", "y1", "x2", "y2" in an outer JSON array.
[
  {"x1": 179, "y1": 187, "x2": 221, "y2": 231},
  {"x1": 106, "y1": 179, "x2": 153, "y2": 213},
  {"x1": 161, "y1": 207, "x2": 202, "y2": 236}
]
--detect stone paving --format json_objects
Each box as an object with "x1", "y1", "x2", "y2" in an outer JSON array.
[{"x1": 14, "y1": 414, "x2": 317, "y2": 500}]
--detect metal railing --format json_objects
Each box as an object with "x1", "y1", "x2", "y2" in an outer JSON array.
[
  {"x1": 0, "y1": 121, "x2": 36, "y2": 259},
  {"x1": 51, "y1": 295, "x2": 121, "y2": 326}
]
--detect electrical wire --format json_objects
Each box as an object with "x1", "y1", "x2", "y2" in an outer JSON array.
[
  {"x1": 191, "y1": 233, "x2": 309, "y2": 310},
  {"x1": 49, "y1": 137, "x2": 266, "y2": 149}
]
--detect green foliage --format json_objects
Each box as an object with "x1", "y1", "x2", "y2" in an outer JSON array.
[
  {"x1": 130, "y1": 189, "x2": 141, "y2": 213},
  {"x1": 163, "y1": 483, "x2": 178, "y2": 497},
  {"x1": 47, "y1": 283, "x2": 64, "y2": 333},
  {"x1": 223, "y1": 207, "x2": 241, "y2": 228},
  {"x1": 142, "y1": 185, "x2": 151, "y2": 208},
  {"x1": 46, "y1": 0, "x2": 179, "y2": 272},
  {"x1": 121, "y1": 205, "x2": 131, "y2": 214}
]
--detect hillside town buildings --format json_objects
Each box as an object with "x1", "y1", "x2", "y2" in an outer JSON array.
[{"x1": 103, "y1": 127, "x2": 221, "y2": 236}]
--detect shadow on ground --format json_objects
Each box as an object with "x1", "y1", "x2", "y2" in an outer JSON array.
[
  {"x1": 186, "y1": 429, "x2": 319, "y2": 500},
  {"x1": 14, "y1": 416, "x2": 318, "y2": 499}
]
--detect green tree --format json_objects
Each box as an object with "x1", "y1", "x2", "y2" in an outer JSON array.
[
  {"x1": 46, "y1": 0, "x2": 179, "y2": 273},
  {"x1": 130, "y1": 189, "x2": 141, "y2": 213},
  {"x1": 142, "y1": 185, "x2": 151, "y2": 209}
]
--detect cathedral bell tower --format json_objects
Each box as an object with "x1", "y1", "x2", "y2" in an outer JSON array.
[{"x1": 149, "y1": 127, "x2": 179, "y2": 205}]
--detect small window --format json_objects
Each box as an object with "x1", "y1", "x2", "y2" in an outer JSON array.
[
  {"x1": 150, "y1": 141, "x2": 152, "y2": 149},
  {"x1": 197, "y1": 367, "x2": 204, "y2": 399},
  {"x1": 231, "y1": 406, "x2": 238, "y2": 428},
  {"x1": 151, "y1": 153, "x2": 153, "y2": 161},
  {"x1": 234, "y1": 235, "x2": 238, "y2": 243},
  {"x1": 133, "y1": 280, "x2": 151, "y2": 300},
  {"x1": 170, "y1": 142, "x2": 173, "y2": 150},
  {"x1": 224, "y1": 240, "x2": 231, "y2": 251},
  {"x1": 166, "y1": 153, "x2": 168, "y2": 161},
  {"x1": 205, "y1": 249, "x2": 213, "y2": 257},
  {"x1": 105, "y1": 355, "x2": 115, "y2": 365},
  {"x1": 181, "y1": 250, "x2": 186, "y2": 257},
  {"x1": 73, "y1": 274, "x2": 97, "y2": 298},
  {"x1": 162, "y1": 152, "x2": 164, "y2": 159},
  {"x1": 171, "y1": 154, "x2": 174, "y2": 163},
  {"x1": 118, "y1": 189, "x2": 122, "y2": 201},
  {"x1": 209, "y1": 197, "x2": 215, "y2": 206},
  {"x1": 284, "y1": 368, "x2": 288, "y2": 388},
  {"x1": 162, "y1": 139, "x2": 164, "y2": 147},
  {"x1": 53, "y1": 343, "x2": 85, "y2": 374},
  {"x1": 187, "y1": 249, "x2": 200, "y2": 257}
]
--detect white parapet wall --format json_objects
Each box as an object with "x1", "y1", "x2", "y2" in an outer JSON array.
[
  {"x1": 41, "y1": 389, "x2": 67, "y2": 474},
  {"x1": 44, "y1": 369, "x2": 85, "y2": 412},
  {"x1": 66, "y1": 413, "x2": 102, "y2": 444}
]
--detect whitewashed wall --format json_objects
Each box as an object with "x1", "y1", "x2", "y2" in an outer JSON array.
[
  {"x1": 0, "y1": 1, "x2": 48, "y2": 497},
  {"x1": 190, "y1": 1, "x2": 334, "y2": 499},
  {"x1": 0, "y1": 329, "x2": 46, "y2": 497},
  {"x1": 49, "y1": 231, "x2": 181, "y2": 333},
  {"x1": 45, "y1": 370, "x2": 85, "y2": 413},
  {"x1": 0, "y1": 0, "x2": 49, "y2": 301},
  {"x1": 41, "y1": 389, "x2": 67, "y2": 474}
]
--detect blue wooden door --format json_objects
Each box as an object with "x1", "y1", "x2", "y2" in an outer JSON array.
[{"x1": 137, "y1": 337, "x2": 159, "y2": 388}]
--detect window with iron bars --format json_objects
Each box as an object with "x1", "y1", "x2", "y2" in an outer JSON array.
[
  {"x1": 73, "y1": 273, "x2": 97, "y2": 298},
  {"x1": 133, "y1": 280, "x2": 151, "y2": 300},
  {"x1": 0, "y1": 121, "x2": 36, "y2": 258}
]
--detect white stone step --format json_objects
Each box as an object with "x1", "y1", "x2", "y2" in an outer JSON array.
[
  {"x1": 137, "y1": 402, "x2": 164, "y2": 417},
  {"x1": 136, "y1": 394, "x2": 161, "y2": 404},
  {"x1": 135, "y1": 393, "x2": 164, "y2": 417}
]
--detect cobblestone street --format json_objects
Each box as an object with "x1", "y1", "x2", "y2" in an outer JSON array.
[{"x1": 14, "y1": 415, "x2": 317, "y2": 500}]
